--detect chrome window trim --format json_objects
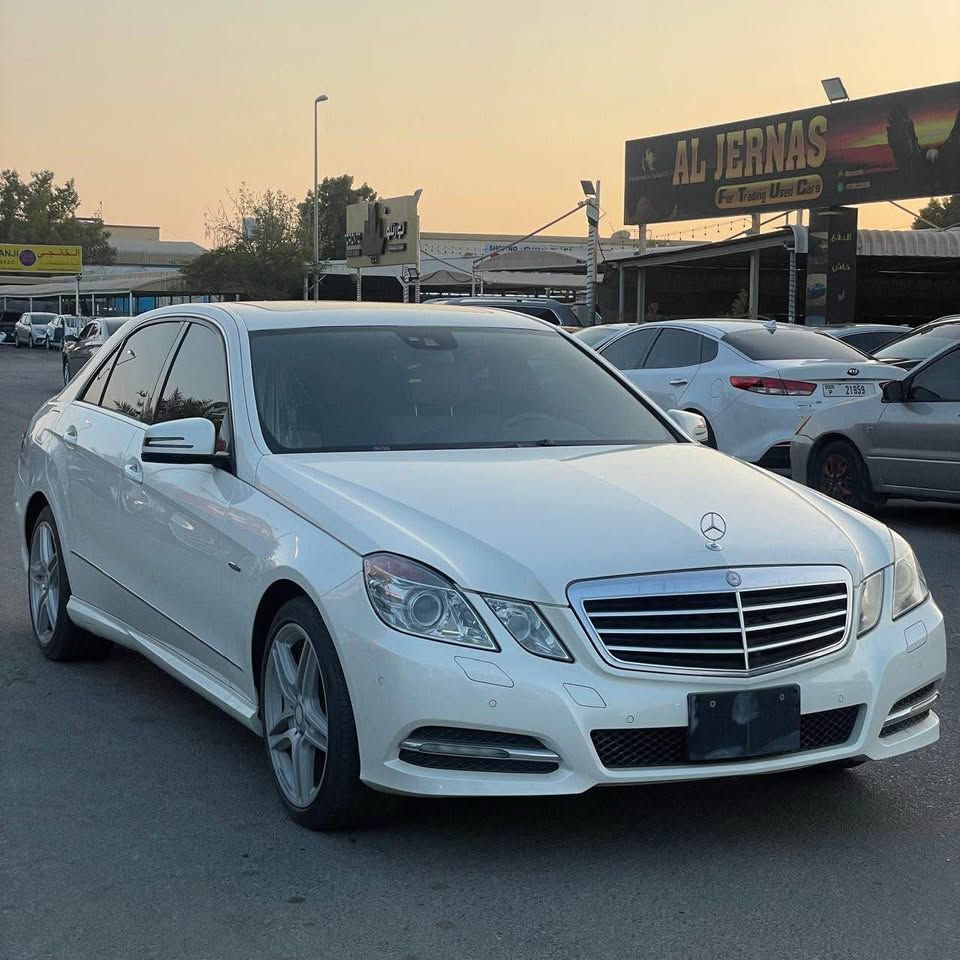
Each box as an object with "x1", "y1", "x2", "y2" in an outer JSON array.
[{"x1": 568, "y1": 565, "x2": 854, "y2": 678}]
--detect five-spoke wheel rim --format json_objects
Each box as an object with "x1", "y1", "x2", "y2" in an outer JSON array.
[
  {"x1": 29, "y1": 521, "x2": 60, "y2": 645},
  {"x1": 264, "y1": 623, "x2": 329, "y2": 808},
  {"x1": 821, "y1": 453, "x2": 854, "y2": 502}
]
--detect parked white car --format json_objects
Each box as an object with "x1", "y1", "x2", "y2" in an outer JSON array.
[
  {"x1": 14, "y1": 311, "x2": 56, "y2": 348},
  {"x1": 15, "y1": 303, "x2": 945, "y2": 829},
  {"x1": 594, "y1": 319, "x2": 905, "y2": 466}
]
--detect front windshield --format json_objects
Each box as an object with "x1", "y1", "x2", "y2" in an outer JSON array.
[
  {"x1": 874, "y1": 324, "x2": 960, "y2": 361},
  {"x1": 250, "y1": 325, "x2": 677, "y2": 453}
]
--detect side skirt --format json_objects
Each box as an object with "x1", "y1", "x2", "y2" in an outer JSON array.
[{"x1": 67, "y1": 597, "x2": 262, "y2": 735}]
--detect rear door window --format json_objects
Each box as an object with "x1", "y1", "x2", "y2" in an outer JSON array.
[
  {"x1": 96, "y1": 322, "x2": 182, "y2": 422},
  {"x1": 643, "y1": 329, "x2": 703, "y2": 369}
]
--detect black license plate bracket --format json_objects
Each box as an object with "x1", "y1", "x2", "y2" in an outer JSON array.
[{"x1": 687, "y1": 685, "x2": 801, "y2": 762}]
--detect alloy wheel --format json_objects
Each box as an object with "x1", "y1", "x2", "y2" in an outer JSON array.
[
  {"x1": 821, "y1": 453, "x2": 854, "y2": 502},
  {"x1": 264, "y1": 623, "x2": 329, "y2": 808},
  {"x1": 29, "y1": 521, "x2": 60, "y2": 645}
]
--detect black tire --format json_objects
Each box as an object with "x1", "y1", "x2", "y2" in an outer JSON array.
[
  {"x1": 260, "y1": 596, "x2": 396, "y2": 830},
  {"x1": 28, "y1": 507, "x2": 112, "y2": 661},
  {"x1": 14, "y1": 335, "x2": 20, "y2": 349},
  {"x1": 812, "y1": 440, "x2": 873, "y2": 511},
  {"x1": 63, "y1": 361, "x2": 71, "y2": 385}
]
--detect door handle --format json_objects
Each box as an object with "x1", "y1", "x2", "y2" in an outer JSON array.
[
  {"x1": 63, "y1": 425, "x2": 78, "y2": 446},
  {"x1": 123, "y1": 460, "x2": 143, "y2": 485},
  {"x1": 669, "y1": 378, "x2": 689, "y2": 386}
]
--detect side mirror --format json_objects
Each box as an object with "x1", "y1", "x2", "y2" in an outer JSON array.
[
  {"x1": 881, "y1": 380, "x2": 906, "y2": 403},
  {"x1": 141, "y1": 417, "x2": 227, "y2": 466},
  {"x1": 668, "y1": 409, "x2": 709, "y2": 443}
]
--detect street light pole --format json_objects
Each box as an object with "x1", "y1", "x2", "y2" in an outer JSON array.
[
  {"x1": 581, "y1": 179, "x2": 600, "y2": 325},
  {"x1": 313, "y1": 93, "x2": 328, "y2": 300}
]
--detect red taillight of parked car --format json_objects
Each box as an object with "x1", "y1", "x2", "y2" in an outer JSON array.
[{"x1": 729, "y1": 376, "x2": 817, "y2": 396}]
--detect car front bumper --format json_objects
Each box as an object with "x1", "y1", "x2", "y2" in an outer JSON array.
[{"x1": 321, "y1": 573, "x2": 946, "y2": 797}]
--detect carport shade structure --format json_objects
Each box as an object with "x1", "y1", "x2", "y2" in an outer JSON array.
[{"x1": 602, "y1": 227, "x2": 960, "y2": 326}]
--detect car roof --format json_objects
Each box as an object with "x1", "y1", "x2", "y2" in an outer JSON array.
[
  {"x1": 821, "y1": 323, "x2": 913, "y2": 334},
  {"x1": 436, "y1": 296, "x2": 570, "y2": 307},
  {"x1": 642, "y1": 318, "x2": 779, "y2": 337},
  {"x1": 137, "y1": 301, "x2": 551, "y2": 333}
]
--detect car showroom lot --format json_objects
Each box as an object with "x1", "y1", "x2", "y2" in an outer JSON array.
[{"x1": 1, "y1": 347, "x2": 957, "y2": 960}]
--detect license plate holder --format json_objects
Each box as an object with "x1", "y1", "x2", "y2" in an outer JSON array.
[
  {"x1": 822, "y1": 382, "x2": 873, "y2": 398},
  {"x1": 687, "y1": 686, "x2": 800, "y2": 762}
]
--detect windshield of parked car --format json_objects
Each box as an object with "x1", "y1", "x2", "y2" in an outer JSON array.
[
  {"x1": 873, "y1": 324, "x2": 960, "y2": 361},
  {"x1": 29, "y1": 313, "x2": 55, "y2": 323},
  {"x1": 250, "y1": 325, "x2": 677, "y2": 452},
  {"x1": 723, "y1": 327, "x2": 868, "y2": 361}
]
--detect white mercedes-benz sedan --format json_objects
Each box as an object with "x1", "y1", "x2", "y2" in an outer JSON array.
[{"x1": 15, "y1": 302, "x2": 946, "y2": 829}]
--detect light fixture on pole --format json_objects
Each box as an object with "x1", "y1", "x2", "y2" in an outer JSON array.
[
  {"x1": 581, "y1": 179, "x2": 600, "y2": 325},
  {"x1": 821, "y1": 77, "x2": 849, "y2": 103},
  {"x1": 313, "y1": 93, "x2": 329, "y2": 300}
]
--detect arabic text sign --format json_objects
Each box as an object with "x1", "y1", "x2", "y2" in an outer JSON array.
[
  {"x1": 624, "y1": 81, "x2": 960, "y2": 224},
  {"x1": 345, "y1": 195, "x2": 419, "y2": 268},
  {"x1": 0, "y1": 243, "x2": 83, "y2": 274}
]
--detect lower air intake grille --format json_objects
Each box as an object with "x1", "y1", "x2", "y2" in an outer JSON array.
[{"x1": 592, "y1": 705, "x2": 862, "y2": 769}]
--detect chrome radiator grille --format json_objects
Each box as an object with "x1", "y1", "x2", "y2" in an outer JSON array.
[{"x1": 570, "y1": 567, "x2": 851, "y2": 675}]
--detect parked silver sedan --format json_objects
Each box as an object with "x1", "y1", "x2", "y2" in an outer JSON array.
[{"x1": 791, "y1": 340, "x2": 960, "y2": 507}]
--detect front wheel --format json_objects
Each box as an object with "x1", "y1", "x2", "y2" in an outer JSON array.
[
  {"x1": 260, "y1": 597, "x2": 395, "y2": 829},
  {"x1": 812, "y1": 440, "x2": 873, "y2": 511},
  {"x1": 28, "y1": 507, "x2": 111, "y2": 661}
]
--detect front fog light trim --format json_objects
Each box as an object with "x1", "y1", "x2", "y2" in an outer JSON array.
[{"x1": 483, "y1": 596, "x2": 573, "y2": 662}]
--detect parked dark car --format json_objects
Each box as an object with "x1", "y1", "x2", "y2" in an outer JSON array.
[
  {"x1": 818, "y1": 323, "x2": 913, "y2": 355},
  {"x1": 426, "y1": 297, "x2": 586, "y2": 329},
  {"x1": 62, "y1": 317, "x2": 131, "y2": 384},
  {"x1": 873, "y1": 316, "x2": 960, "y2": 370}
]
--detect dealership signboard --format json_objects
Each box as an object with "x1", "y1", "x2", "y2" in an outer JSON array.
[
  {"x1": 0, "y1": 243, "x2": 83, "y2": 274},
  {"x1": 345, "y1": 195, "x2": 420, "y2": 268},
  {"x1": 625, "y1": 82, "x2": 960, "y2": 224},
  {"x1": 804, "y1": 207, "x2": 858, "y2": 326}
]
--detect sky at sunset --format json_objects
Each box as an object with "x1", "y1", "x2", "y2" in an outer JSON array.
[{"x1": 2, "y1": 0, "x2": 958, "y2": 247}]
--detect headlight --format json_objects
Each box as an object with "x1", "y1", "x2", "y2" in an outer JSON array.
[
  {"x1": 363, "y1": 553, "x2": 496, "y2": 650},
  {"x1": 891, "y1": 531, "x2": 928, "y2": 620},
  {"x1": 857, "y1": 570, "x2": 883, "y2": 636},
  {"x1": 484, "y1": 597, "x2": 572, "y2": 661}
]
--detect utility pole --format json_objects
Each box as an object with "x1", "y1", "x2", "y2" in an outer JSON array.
[
  {"x1": 584, "y1": 180, "x2": 600, "y2": 325},
  {"x1": 312, "y1": 94, "x2": 329, "y2": 300},
  {"x1": 748, "y1": 213, "x2": 761, "y2": 319}
]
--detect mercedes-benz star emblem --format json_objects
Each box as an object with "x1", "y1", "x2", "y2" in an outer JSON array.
[
  {"x1": 700, "y1": 512, "x2": 726, "y2": 542},
  {"x1": 726, "y1": 571, "x2": 742, "y2": 587}
]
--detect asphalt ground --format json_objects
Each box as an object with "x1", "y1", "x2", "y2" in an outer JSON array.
[{"x1": 1, "y1": 345, "x2": 957, "y2": 960}]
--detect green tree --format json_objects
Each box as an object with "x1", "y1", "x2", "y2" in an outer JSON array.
[
  {"x1": 182, "y1": 184, "x2": 306, "y2": 299},
  {"x1": 912, "y1": 195, "x2": 960, "y2": 229},
  {"x1": 723, "y1": 289, "x2": 750, "y2": 318},
  {"x1": 0, "y1": 169, "x2": 115, "y2": 264},
  {"x1": 298, "y1": 174, "x2": 377, "y2": 261}
]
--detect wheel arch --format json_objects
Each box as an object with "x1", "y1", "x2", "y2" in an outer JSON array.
[
  {"x1": 251, "y1": 579, "x2": 311, "y2": 699},
  {"x1": 806, "y1": 432, "x2": 872, "y2": 487},
  {"x1": 24, "y1": 491, "x2": 51, "y2": 546}
]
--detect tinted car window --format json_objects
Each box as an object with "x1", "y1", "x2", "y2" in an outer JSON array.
[
  {"x1": 79, "y1": 322, "x2": 99, "y2": 340},
  {"x1": 724, "y1": 328, "x2": 866, "y2": 361},
  {"x1": 644, "y1": 329, "x2": 703, "y2": 368},
  {"x1": 155, "y1": 323, "x2": 231, "y2": 451},
  {"x1": 909, "y1": 350, "x2": 960, "y2": 402},
  {"x1": 600, "y1": 328, "x2": 659, "y2": 370},
  {"x1": 701, "y1": 337, "x2": 719, "y2": 362},
  {"x1": 842, "y1": 332, "x2": 877, "y2": 352},
  {"x1": 97, "y1": 322, "x2": 181, "y2": 422},
  {"x1": 574, "y1": 325, "x2": 630, "y2": 349},
  {"x1": 875, "y1": 325, "x2": 960, "y2": 362},
  {"x1": 80, "y1": 346, "x2": 121, "y2": 405},
  {"x1": 251, "y1": 325, "x2": 677, "y2": 452}
]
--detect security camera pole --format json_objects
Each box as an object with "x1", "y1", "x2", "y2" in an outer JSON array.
[{"x1": 581, "y1": 179, "x2": 600, "y2": 325}]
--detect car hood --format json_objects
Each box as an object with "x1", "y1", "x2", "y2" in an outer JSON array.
[{"x1": 255, "y1": 444, "x2": 892, "y2": 604}]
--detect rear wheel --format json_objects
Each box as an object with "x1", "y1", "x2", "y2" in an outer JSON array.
[
  {"x1": 28, "y1": 507, "x2": 111, "y2": 661},
  {"x1": 812, "y1": 440, "x2": 873, "y2": 510},
  {"x1": 260, "y1": 596, "x2": 396, "y2": 829}
]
